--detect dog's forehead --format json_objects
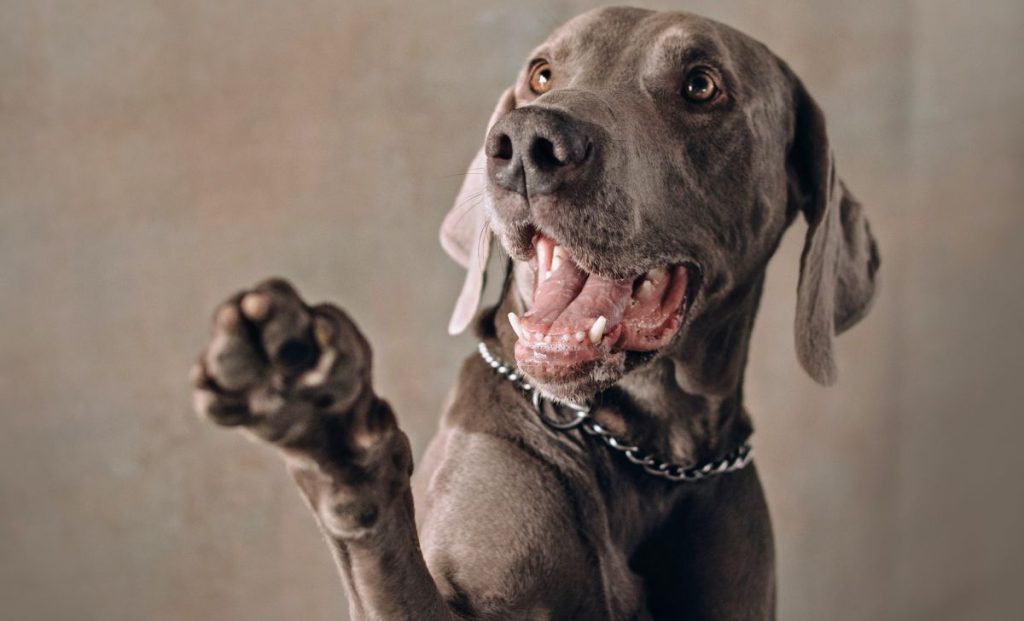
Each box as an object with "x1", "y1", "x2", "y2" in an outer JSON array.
[
  {"x1": 519, "y1": 8, "x2": 788, "y2": 120},
  {"x1": 536, "y1": 9, "x2": 734, "y2": 65}
]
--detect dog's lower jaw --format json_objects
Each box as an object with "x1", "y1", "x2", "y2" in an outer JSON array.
[
  {"x1": 503, "y1": 260, "x2": 632, "y2": 402},
  {"x1": 522, "y1": 354, "x2": 628, "y2": 405}
]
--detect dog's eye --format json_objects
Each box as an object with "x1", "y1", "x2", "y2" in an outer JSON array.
[
  {"x1": 682, "y1": 68, "x2": 719, "y2": 103},
  {"x1": 528, "y1": 61, "x2": 554, "y2": 95}
]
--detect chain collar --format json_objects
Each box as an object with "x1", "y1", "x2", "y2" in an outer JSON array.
[{"x1": 478, "y1": 342, "x2": 753, "y2": 483}]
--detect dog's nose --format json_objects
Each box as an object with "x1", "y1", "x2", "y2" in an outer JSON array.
[{"x1": 485, "y1": 107, "x2": 592, "y2": 197}]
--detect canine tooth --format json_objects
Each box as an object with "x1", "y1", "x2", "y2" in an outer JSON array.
[
  {"x1": 562, "y1": 334, "x2": 571, "y2": 342},
  {"x1": 507, "y1": 313, "x2": 525, "y2": 341},
  {"x1": 544, "y1": 334, "x2": 552, "y2": 343},
  {"x1": 550, "y1": 245, "x2": 569, "y2": 274},
  {"x1": 537, "y1": 242, "x2": 552, "y2": 282},
  {"x1": 589, "y1": 316, "x2": 607, "y2": 345},
  {"x1": 646, "y1": 267, "x2": 667, "y2": 284},
  {"x1": 637, "y1": 279, "x2": 655, "y2": 301},
  {"x1": 575, "y1": 331, "x2": 586, "y2": 343}
]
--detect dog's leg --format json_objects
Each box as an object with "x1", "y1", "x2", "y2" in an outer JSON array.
[{"x1": 190, "y1": 279, "x2": 452, "y2": 621}]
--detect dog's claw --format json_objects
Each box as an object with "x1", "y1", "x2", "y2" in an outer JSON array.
[
  {"x1": 240, "y1": 291, "x2": 271, "y2": 322},
  {"x1": 188, "y1": 361, "x2": 205, "y2": 388},
  {"x1": 215, "y1": 303, "x2": 243, "y2": 330},
  {"x1": 314, "y1": 314, "x2": 335, "y2": 346}
]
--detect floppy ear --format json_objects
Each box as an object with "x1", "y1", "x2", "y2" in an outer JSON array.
[
  {"x1": 440, "y1": 87, "x2": 516, "y2": 334},
  {"x1": 788, "y1": 75, "x2": 881, "y2": 385}
]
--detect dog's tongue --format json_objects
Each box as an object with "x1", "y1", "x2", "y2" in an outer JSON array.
[
  {"x1": 523, "y1": 253, "x2": 633, "y2": 339},
  {"x1": 513, "y1": 235, "x2": 688, "y2": 376}
]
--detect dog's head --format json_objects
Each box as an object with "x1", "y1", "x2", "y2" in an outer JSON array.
[{"x1": 442, "y1": 7, "x2": 879, "y2": 402}]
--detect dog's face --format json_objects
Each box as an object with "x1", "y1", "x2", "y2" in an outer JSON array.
[{"x1": 443, "y1": 7, "x2": 879, "y2": 402}]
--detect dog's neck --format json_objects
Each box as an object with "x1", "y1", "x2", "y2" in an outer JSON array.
[{"x1": 479, "y1": 265, "x2": 763, "y2": 466}]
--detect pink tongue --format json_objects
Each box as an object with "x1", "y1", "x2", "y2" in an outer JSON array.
[{"x1": 522, "y1": 259, "x2": 633, "y2": 337}]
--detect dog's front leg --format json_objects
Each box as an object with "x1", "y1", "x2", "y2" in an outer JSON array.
[{"x1": 190, "y1": 279, "x2": 453, "y2": 621}]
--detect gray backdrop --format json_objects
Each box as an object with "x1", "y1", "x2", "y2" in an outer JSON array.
[{"x1": 2, "y1": 1, "x2": 1022, "y2": 619}]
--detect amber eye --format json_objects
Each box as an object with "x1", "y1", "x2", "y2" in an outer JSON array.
[
  {"x1": 528, "y1": 61, "x2": 554, "y2": 95},
  {"x1": 682, "y1": 68, "x2": 719, "y2": 103}
]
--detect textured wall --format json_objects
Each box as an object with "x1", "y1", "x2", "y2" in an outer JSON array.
[{"x1": 1, "y1": 1, "x2": 1021, "y2": 619}]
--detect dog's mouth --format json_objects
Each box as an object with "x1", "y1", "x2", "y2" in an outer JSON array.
[{"x1": 509, "y1": 233, "x2": 696, "y2": 387}]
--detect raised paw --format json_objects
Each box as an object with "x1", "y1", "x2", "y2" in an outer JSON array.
[{"x1": 190, "y1": 278, "x2": 392, "y2": 452}]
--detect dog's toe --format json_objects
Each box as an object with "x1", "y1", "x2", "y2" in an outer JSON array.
[
  {"x1": 190, "y1": 359, "x2": 251, "y2": 426},
  {"x1": 203, "y1": 296, "x2": 266, "y2": 392}
]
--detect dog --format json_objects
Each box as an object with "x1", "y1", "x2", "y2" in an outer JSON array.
[{"x1": 190, "y1": 7, "x2": 879, "y2": 620}]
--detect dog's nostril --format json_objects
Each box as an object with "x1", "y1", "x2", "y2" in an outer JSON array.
[
  {"x1": 495, "y1": 134, "x2": 514, "y2": 160},
  {"x1": 529, "y1": 137, "x2": 561, "y2": 170}
]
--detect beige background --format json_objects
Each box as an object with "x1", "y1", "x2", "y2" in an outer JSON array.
[{"x1": 1, "y1": 1, "x2": 1022, "y2": 619}]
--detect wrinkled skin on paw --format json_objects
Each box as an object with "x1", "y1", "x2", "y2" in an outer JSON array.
[{"x1": 190, "y1": 278, "x2": 412, "y2": 539}]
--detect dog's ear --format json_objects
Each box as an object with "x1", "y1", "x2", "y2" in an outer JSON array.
[
  {"x1": 440, "y1": 87, "x2": 516, "y2": 334},
  {"x1": 787, "y1": 73, "x2": 880, "y2": 385}
]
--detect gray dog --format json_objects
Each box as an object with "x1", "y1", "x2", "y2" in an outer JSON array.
[{"x1": 191, "y1": 7, "x2": 878, "y2": 620}]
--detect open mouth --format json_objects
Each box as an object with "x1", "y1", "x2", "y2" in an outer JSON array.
[{"x1": 508, "y1": 233, "x2": 695, "y2": 384}]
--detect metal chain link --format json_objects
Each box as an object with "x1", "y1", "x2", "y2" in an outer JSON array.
[{"x1": 478, "y1": 342, "x2": 753, "y2": 483}]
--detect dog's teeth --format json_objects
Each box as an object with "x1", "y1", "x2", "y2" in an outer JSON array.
[
  {"x1": 537, "y1": 242, "x2": 552, "y2": 282},
  {"x1": 646, "y1": 267, "x2": 667, "y2": 284},
  {"x1": 544, "y1": 334, "x2": 552, "y2": 343},
  {"x1": 589, "y1": 316, "x2": 607, "y2": 345},
  {"x1": 636, "y1": 279, "x2": 655, "y2": 301},
  {"x1": 561, "y1": 334, "x2": 571, "y2": 342},
  {"x1": 550, "y1": 245, "x2": 569, "y2": 274},
  {"x1": 507, "y1": 312, "x2": 526, "y2": 341},
  {"x1": 575, "y1": 331, "x2": 586, "y2": 343}
]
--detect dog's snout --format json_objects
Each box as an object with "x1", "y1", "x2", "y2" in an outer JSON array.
[{"x1": 486, "y1": 107, "x2": 593, "y2": 197}]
